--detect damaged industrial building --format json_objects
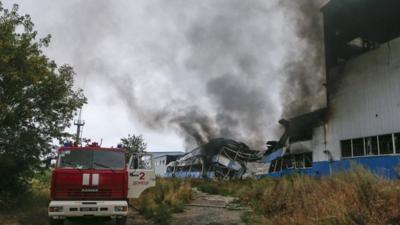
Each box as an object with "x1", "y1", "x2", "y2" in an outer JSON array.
[
  {"x1": 165, "y1": 138, "x2": 260, "y2": 179},
  {"x1": 162, "y1": 0, "x2": 400, "y2": 180},
  {"x1": 260, "y1": 0, "x2": 400, "y2": 178}
]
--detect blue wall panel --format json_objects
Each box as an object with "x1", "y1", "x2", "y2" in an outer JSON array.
[{"x1": 259, "y1": 155, "x2": 400, "y2": 179}]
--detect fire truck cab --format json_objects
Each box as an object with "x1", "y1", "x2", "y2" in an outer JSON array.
[{"x1": 48, "y1": 143, "x2": 155, "y2": 225}]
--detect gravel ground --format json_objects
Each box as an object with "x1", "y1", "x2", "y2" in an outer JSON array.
[{"x1": 170, "y1": 189, "x2": 246, "y2": 225}]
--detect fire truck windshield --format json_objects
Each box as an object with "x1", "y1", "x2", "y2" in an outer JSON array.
[{"x1": 58, "y1": 149, "x2": 125, "y2": 170}]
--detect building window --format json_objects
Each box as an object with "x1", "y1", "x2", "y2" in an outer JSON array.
[
  {"x1": 282, "y1": 157, "x2": 292, "y2": 170},
  {"x1": 395, "y1": 133, "x2": 400, "y2": 154},
  {"x1": 294, "y1": 154, "x2": 304, "y2": 168},
  {"x1": 341, "y1": 132, "x2": 400, "y2": 158},
  {"x1": 379, "y1": 134, "x2": 393, "y2": 155},
  {"x1": 269, "y1": 152, "x2": 312, "y2": 172},
  {"x1": 304, "y1": 152, "x2": 313, "y2": 168},
  {"x1": 341, "y1": 140, "x2": 352, "y2": 157},
  {"x1": 275, "y1": 158, "x2": 282, "y2": 172},
  {"x1": 269, "y1": 160, "x2": 276, "y2": 173},
  {"x1": 352, "y1": 138, "x2": 365, "y2": 156},
  {"x1": 365, "y1": 136, "x2": 378, "y2": 155}
]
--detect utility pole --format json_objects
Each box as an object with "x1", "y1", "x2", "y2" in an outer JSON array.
[{"x1": 74, "y1": 109, "x2": 85, "y2": 145}]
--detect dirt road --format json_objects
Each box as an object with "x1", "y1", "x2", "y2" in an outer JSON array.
[{"x1": 171, "y1": 189, "x2": 246, "y2": 225}]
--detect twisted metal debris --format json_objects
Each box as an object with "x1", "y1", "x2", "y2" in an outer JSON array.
[{"x1": 166, "y1": 138, "x2": 261, "y2": 180}]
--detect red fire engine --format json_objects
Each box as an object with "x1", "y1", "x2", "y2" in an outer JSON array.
[{"x1": 48, "y1": 142, "x2": 155, "y2": 225}]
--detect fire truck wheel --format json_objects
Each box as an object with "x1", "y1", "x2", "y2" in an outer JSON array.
[
  {"x1": 48, "y1": 218, "x2": 64, "y2": 225},
  {"x1": 116, "y1": 216, "x2": 127, "y2": 225}
]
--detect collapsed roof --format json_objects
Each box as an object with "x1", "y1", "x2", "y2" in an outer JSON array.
[{"x1": 170, "y1": 138, "x2": 261, "y2": 179}]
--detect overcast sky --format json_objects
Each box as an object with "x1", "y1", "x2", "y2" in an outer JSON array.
[{"x1": 2, "y1": 0, "x2": 328, "y2": 152}]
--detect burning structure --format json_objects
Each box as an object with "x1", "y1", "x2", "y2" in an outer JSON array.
[
  {"x1": 260, "y1": 0, "x2": 400, "y2": 178},
  {"x1": 165, "y1": 138, "x2": 260, "y2": 179}
]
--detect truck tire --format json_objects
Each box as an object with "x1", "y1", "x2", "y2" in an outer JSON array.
[
  {"x1": 116, "y1": 216, "x2": 127, "y2": 225},
  {"x1": 49, "y1": 218, "x2": 64, "y2": 225}
]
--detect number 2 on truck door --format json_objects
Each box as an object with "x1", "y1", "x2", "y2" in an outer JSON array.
[{"x1": 127, "y1": 153, "x2": 156, "y2": 198}]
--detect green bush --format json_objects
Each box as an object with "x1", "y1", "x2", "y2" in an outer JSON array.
[
  {"x1": 196, "y1": 183, "x2": 220, "y2": 195},
  {"x1": 153, "y1": 203, "x2": 172, "y2": 225},
  {"x1": 170, "y1": 200, "x2": 185, "y2": 213},
  {"x1": 134, "y1": 178, "x2": 192, "y2": 225},
  {"x1": 0, "y1": 170, "x2": 50, "y2": 225}
]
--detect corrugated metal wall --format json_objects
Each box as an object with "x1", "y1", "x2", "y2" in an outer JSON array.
[{"x1": 313, "y1": 37, "x2": 400, "y2": 162}]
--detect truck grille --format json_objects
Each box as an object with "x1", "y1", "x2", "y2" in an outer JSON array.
[{"x1": 66, "y1": 188, "x2": 112, "y2": 199}]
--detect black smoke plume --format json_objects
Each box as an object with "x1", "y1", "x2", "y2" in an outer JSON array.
[
  {"x1": 279, "y1": 0, "x2": 326, "y2": 118},
  {"x1": 23, "y1": 0, "x2": 327, "y2": 150}
]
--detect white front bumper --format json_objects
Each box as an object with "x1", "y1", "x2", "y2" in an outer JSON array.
[{"x1": 48, "y1": 200, "x2": 128, "y2": 218}]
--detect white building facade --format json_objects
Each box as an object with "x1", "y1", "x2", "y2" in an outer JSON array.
[
  {"x1": 310, "y1": 37, "x2": 400, "y2": 177},
  {"x1": 152, "y1": 152, "x2": 183, "y2": 176},
  {"x1": 263, "y1": 0, "x2": 400, "y2": 178}
]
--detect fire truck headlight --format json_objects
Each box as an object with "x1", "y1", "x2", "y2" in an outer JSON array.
[
  {"x1": 48, "y1": 206, "x2": 63, "y2": 212},
  {"x1": 114, "y1": 206, "x2": 128, "y2": 212}
]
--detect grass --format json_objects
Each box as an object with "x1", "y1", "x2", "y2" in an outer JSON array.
[
  {"x1": 3, "y1": 167, "x2": 400, "y2": 225},
  {"x1": 189, "y1": 166, "x2": 400, "y2": 225},
  {"x1": 132, "y1": 177, "x2": 192, "y2": 225}
]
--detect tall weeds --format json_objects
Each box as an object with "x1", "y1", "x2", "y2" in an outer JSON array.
[
  {"x1": 191, "y1": 167, "x2": 400, "y2": 225},
  {"x1": 3, "y1": 168, "x2": 399, "y2": 225},
  {"x1": 133, "y1": 178, "x2": 192, "y2": 225}
]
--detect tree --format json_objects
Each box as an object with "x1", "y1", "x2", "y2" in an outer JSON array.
[
  {"x1": 120, "y1": 134, "x2": 147, "y2": 157},
  {"x1": 0, "y1": 3, "x2": 86, "y2": 196}
]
